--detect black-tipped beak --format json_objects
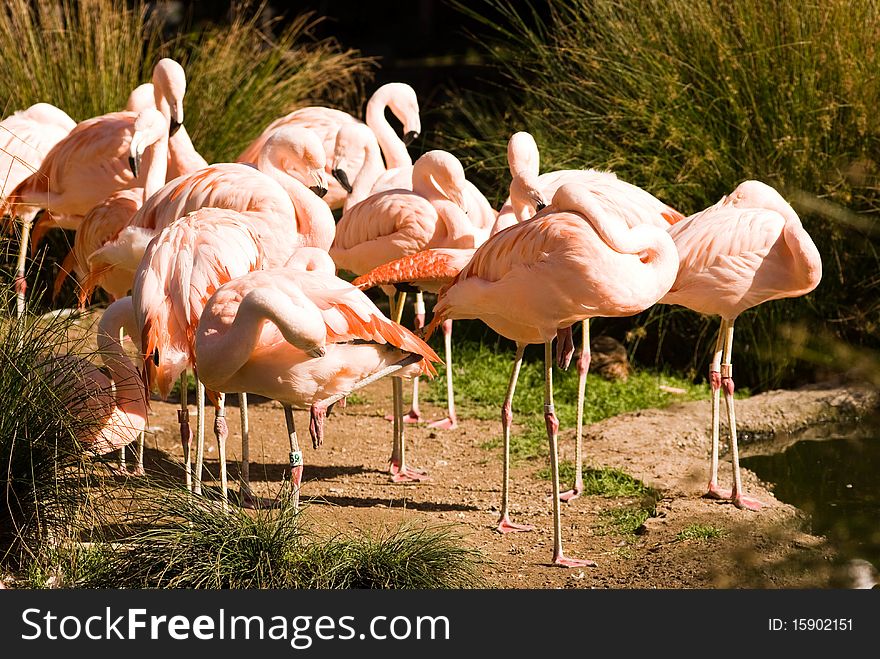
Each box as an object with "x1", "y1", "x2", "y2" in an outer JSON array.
[
  {"x1": 332, "y1": 168, "x2": 352, "y2": 193},
  {"x1": 169, "y1": 119, "x2": 181, "y2": 137},
  {"x1": 310, "y1": 184, "x2": 328, "y2": 199},
  {"x1": 536, "y1": 201, "x2": 547, "y2": 211},
  {"x1": 129, "y1": 154, "x2": 140, "y2": 179},
  {"x1": 403, "y1": 130, "x2": 419, "y2": 145},
  {"x1": 307, "y1": 346, "x2": 326, "y2": 359},
  {"x1": 152, "y1": 348, "x2": 159, "y2": 366}
]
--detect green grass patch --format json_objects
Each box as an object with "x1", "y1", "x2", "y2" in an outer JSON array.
[
  {"x1": 537, "y1": 463, "x2": 653, "y2": 498},
  {"x1": 676, "y1": 524, "x2": 728, "y2": 542},
  {"x1": 597, "y1": 506, "x2": 654, "y2": 537},
  {"x1": 423, "y1": 340, "x2": 708, "y2": 462}
]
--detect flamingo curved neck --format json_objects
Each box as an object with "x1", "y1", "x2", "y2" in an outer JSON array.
[
  {"x1": 365, "y1": 91, "x2": 410, "y2": 169},
  {"x1": 782, "y1": 218, "x2": 823, "y2": 295},
  {"x1": 197, "y1": 287, "x2": 326, "y2": 386},
  {"x1": 346, "y1": 137, "x2": 387, "y2": 210},
  {"x1": 140, "y1": 134, "x2": 169, "y2": 203}
]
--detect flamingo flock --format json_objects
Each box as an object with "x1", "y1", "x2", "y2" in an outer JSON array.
[{"x1": 0, "y1": 56, "x2": 822, "y2": 569}]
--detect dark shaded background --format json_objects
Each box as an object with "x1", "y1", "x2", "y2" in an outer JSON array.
[{"x1": 166, "y1": 0, "x2": 510, "y2": 111}]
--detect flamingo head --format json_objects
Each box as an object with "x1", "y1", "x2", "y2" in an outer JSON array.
[
  {"x1": 152, "y1": 58, "x2": 187, "y2": 136},
  {"x1": 129, "y1": 108, "x2": 167, "y2": 178},
  {"x1": 331, "y1": 123, "x2": 378, "y2": 194},
  {"x1": 383, "y1": 82, "x2": 421, "y2": 143},
  {"x1": 264, "y1": 126, "x2": 329, "y2": 197},
  {"x1": 507, "y1": 131, "x2": 540, "y2": 178},
  {"x1": 414, "y1": 150, "x2": 468, "y2": 210}
]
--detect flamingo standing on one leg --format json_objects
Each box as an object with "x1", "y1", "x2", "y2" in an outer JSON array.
[
  {"x1": 239, "y1": 82, "x2": 421, "y2": 209},
  {"x1": 424, "y1": 182, "x2": 679, "y2": 567},
  {"x1": 659, "y1": 180, "x2": 822, "y2": 510},
  {"x1": 0, "y1": 102, "x2": 77, "y2": 315},
  {"x1": 500, "y1": 130, "x2": 685, "y2": 501},
  {"x1": 353, "y1": 248, "x2": 477, "y2": 432},
  {"x1": 330, "y1": 124, "x2": 497, "y2": 428},
  {"x1": 194, "y1": 251, "x2": 441, "y2": 508},
  {"x1": 331, "y1": 150, "x2": 488, "y2": 480}
]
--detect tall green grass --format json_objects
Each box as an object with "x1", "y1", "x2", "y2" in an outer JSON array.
[
  {"x1": 445, "y1": 0, "x2": 880, "y2": 388},
  {"x1": 0, "y1": 264, "x2": 100, "y2": 570}
]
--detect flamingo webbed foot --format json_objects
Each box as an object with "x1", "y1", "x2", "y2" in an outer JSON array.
[
  {"x1": 496, "y1": 514, "x2": 534, "y2": 534},
  {"x1": 427, "y1": 415, "x2": 458, "y2": 430},
  {"x1": 389, "y1": 461, "x2": 430, "y2": 483},
  {"x1": 703, "y1": 482, "x2": 732, "y2": 500},
  {"x1": 552, "y1": 553, "x2": 597, "y2": 568},
  {"x1": 732, "y1": 493, "x2": 763, "y2": 511},
  {"x1": 384, "y1": 409, "x2": 422, "y2": 424},
  {"x1": 559, "y1": 483, "x2": 583, "y2": 502}
]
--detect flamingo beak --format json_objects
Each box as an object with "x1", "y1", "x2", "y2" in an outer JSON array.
[
  {"x1": 129, "y1": 134, "x2": 143, "y2": 178},
  {"x1": 307, "y1": 346, "x2": 326, "y2": 358},
  {"x1": 536, "y1": 201, "x2": 546, "y2": 211},
  {"x1": 309, "y1": 169, "x2": 329, "y2": 198},
  {"x1": 404, "y1": 130, "x2": 419, "y2": 145},
  {"x1": 332, "y1": 168, "x2": 352, "y2": 193}
]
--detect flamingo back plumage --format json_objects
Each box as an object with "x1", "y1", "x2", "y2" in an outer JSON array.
[{"x1": 134, "y1": 209, "x2": 264, "y2": 398}]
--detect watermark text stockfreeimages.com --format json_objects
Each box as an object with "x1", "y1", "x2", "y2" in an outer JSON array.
[{"x1": 21, "y1": 607, "x2": 450, "y2": 649}]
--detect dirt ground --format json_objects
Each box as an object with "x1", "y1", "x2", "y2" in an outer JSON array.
[{"x1": 126, "y1": 374, "x2": 878, "y2": 589}]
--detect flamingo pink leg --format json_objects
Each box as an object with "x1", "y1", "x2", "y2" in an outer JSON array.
[
  {"x1": 309, "y1": 402, "x2": 327, "y2": 448},
  {"x1": 721, "y1": 321, "x2": 763, "y2": 511},
  {"x1": 561, "y1": 319, "x2": 589, "y2": 502},
  {"x1": 405, "y1": 291, "x2": 425, "y2": 423},
  {"x1": 283, "y1": 406, "x2": 304, "y2": 510},
  {"x1": 214, "y1": 400, "x2": 229, "y2": 511},
  {"x1": 704, "y1": 323, "x2": 732, "y2": 500},
  {"x1": 178, "y1": 380, "x2": 193, "y2": 492},
  {"x1": 389, "y1": 375, "x2": 430, "y2": 482},
  {"x1": 497, "y1": 344, "x2": 533, "y2": 533},
  {"x1": 427, "y1": 319, "x2": 458, "y2": 430},
  {"x1": 544, "y1": 341, "x2": 596, "y2": 568},
  {"x1": 383, "y1": 291, "x2": 422, "y2": 424},
  {"x1": 555, "y1": 325, "x2": 575, "y2": 370}
]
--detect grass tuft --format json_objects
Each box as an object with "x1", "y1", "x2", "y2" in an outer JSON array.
[
  {"x1": 83, "y1": 484, "x2": 486, "y2": 589},
  {"x1": 597, "y1": 506, "x2": 654, "y2": 537},
  {"x1": 676, "y1": 524, "x2": 727, "y2": 542}
]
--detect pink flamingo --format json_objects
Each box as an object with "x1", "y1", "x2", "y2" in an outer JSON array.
[
  {"x1": 659, "y1": 180, "x2": 822, "y2": 510},
  {"x1": 331, "y1": 122, "x2": 498, "y2": 234},
  {"x1": 238, "y1": 82, "x2": 421, "y2": 209},
  {"x1": 194, "y1": 251, "x2": 441, "y2": 508},
  {"x1": 60, "y1": 108, "x2": 169, "y2": 302},
  {"x1": 330, "y1": 125, "x2": 495, "y2": 430},
  {"x1": 424, "y1": 182, "x2": 679, "y2": 567},
  {"x1": 331, "y1": 150, "x2": 488, "y2": 479},
  {"x1": 502, "y1": 131, "x2": 685, "y2": 501},
  {"x1": 54, "y1": 296, "x2": 147, "y2": 465},
  {"x1": 0, "y1": 102, "x2": 76, "y2": 314},
  {"x1": 134, "y1": 208, "x2": 265, "y2": 504}
]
